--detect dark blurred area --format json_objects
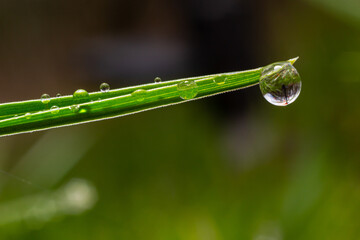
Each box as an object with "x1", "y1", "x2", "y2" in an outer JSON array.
[{"x1": 0, "y1": 0, "x2": 360, "y2": 239}]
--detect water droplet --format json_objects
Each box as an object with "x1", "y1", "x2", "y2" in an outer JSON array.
[
  {"x1": 73, "y1": 89, "x2": 89, "y2": 102},
  {"x1": 69, "y1": 105, "x2": 80, "y2": 113},
  {"x1": 154, "y1": 77, "x2": 162, "y2": 83},
  {"x1": 259, "y1": 61, "x2": 301, "y2": 106},
  {"x1": 177, "y1": 80, "x2": 198, "y2": 100},
  {"x1": 131, "y1": 89, "x2": 147, "y2": 102},
  {"x1": 100, "y1": 83, "x2": 110, "y2": 93},
  {"x1": 56, "y1": 93, "x2": 62, "y2": 97},
  {"x1": 50, "y1": 105, "x2": 60, "y2": 114},
  {"x1": 213, "y1": 75, "x2": 227, "y2": 85},
  {"x1": 41, "y1": 94, "x2": 50, "y2": 104},
  {"x1": 25, "y1": 113, "x2": 31, "y2": 119}
]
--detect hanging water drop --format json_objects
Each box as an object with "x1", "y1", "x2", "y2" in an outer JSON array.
[
  {"x1": 177, "y1": 80, "x2": 198, "y2": 100},
  {"x1": 213, "y1": 75, "x2": 227, "y2": 85},
  {"x1": 73, "y1": 89, "x2": 89, "y2": 102},
  {"x1": 154, "y1": 77, "x2": 162, "y2": 83},
  {"x1": 131, "y1": 89, "x2": 147, "y2": 102},
  {"x1": 259, "y1": 61, "x2": 301, "y2": 106},
  {"x1": 50, "y1": 105, "x2": 60, "y2": 114},
  {"x1": 41, "y1": 94, "x2": 50, "y2": 104},
  {"x1": 100, "y1": 83, "x2": 110, "y2": 93}
]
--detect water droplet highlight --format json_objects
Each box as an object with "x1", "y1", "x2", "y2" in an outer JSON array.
[
  {"x1": 100, "y1": 83, "x2": 110, "y2": 93},
  {"x1": 79, "y1": 106, "x2": 90, "y2": 114},
  {"x1": 56, "y1": 93, "x2": 62, "y2": 97},
  {"x1": 131, "y1": 89, "x2": 147, "y2": 102},
  {"x1": 73, "y1": 89, "x2": 89, "y2": 102},
  {"x1": 50, "y1": 105, "x2": 60, "y2": 114},
  {"x1": 41, "y1": 94, "x2": 50, "y2": 104},
  {"x1": 177, "y1": 80, "x2": 198, "y2": 100},
  {"x1": 213, "y1": 75, "x2": 227, "y2": 85},
  {"x1": 154, "y1": 77, "x2": 162, "y2": 83},
  {"x1": 25, "y1": 113, "x2": 31, "y2": 119},
  {"x1": 69, "y1": 105, "x2": 80, "y2": 113},
  {"x1": 259, "y1": 61, "x2": 301, "y2": 106}
]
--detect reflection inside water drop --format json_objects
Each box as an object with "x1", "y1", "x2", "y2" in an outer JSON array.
[
  {"x1": 100, "y1": 83, "x2": 110, "y2": 93},
  {"x1": 154, "y1": 77, "x2": 162, "y2": 83},
  {"x1": 41, "y1": 94, "x2": 50, "y2": 104},
  {"x1": 259, "y1": 61, "x2": 301, "y2": 106}
]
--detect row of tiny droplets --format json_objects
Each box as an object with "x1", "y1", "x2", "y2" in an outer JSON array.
[{"x1": 25, "y1": 75, "x2": 228, "y2": 118}]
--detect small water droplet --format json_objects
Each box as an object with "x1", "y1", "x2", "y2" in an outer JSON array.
[
  {"x1": 56, "y1": 93, "x2": 62, "y2": 97},
  {"x1": 154, "y1": 77, "x2": 162, "y2": 83},
  {"x1": 259, "y1": 61, "x2": 301, "y2": 106},
  {"x1": 131, "y1": 89, "x2": 147, "y2": 102},
  {"x1": 25, "y1": 113, "x2": 31, "y2": 119},
  {"x1": 73, "y1": 89, "x2": 89, "y2": 102},
  {"x1": 69, "y1": 105, "x2": 80, "y2": 113},
  {"x1": 50, "y1": 105, "x2": 60, "y2": 114},
  {"x1": 41, "y1": 94, "x2": 50, "y2": 104},
  {"x1": 100, "y1": 83, "x2": 110, "y2": 93},
  {"x1": 177, "y1": 80, "x2": 198, "y2": 100},
  {"x1": 213, "y1": 75, "x2": 227, "y2": 85}
]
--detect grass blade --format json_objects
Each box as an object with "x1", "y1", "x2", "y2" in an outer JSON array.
[{"x1": 0, "y1": 58, "x2": 296, "y2": 137}]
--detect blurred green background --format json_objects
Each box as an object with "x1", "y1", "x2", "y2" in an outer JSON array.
[{"x1": 0, "y1": 0, "x2": 360, "y2": 239}]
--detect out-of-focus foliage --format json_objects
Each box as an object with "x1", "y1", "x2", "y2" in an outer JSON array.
[{"x1": 0, "y1": 0, "x2": 359, "y2": 239}]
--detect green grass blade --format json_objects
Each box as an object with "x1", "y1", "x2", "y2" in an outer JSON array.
[{"x1": 0, "y1": 58, "x2": 295, "y2": 137}]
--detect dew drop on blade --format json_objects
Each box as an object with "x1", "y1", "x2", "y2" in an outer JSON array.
[
  {"x1": 154, "y1": 77, "x2": 162, "y2": 83},
  {"x1": 177, "y1": 80, "x2": 198, "y2": 100},
  {"x1": 56, "y1": 93, "x2": 62, "y2": 97},
  {"x1": 25, "y1": 113, "x2": 31, "y2": 119},
  {"x1": 69, "y1": 104, "x2": 80, "y2": 113},
  {"x1": 100, "y1": 83, "x2": 110, "y2": 93},
  {"x1": 259, "y1": 61, "x2": 301, "y2": 106},
  {"x1": 131, "y1": 89, "x2": 147, "y2": 102},
  {"x1": 213, "y1": 75, "x2": 227, "y2": 85},
  {"x1": 73, "y1": 89, "x2": 89, "y2": 102},
  {"x1": 41, "y1": 94, "x2": 50, "y2": 104},
  {"x1": 50, "y1": 105, "x2": 60, "y2": 114}
]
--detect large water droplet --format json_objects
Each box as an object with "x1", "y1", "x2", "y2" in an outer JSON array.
[
  {"x1": 41, "y1": 94, "x2": 50, "y2": 104},
  {"x1": 177, "y1": 80, "x2": 198, "y2": 100},
  {"x1": 100, "y1": 83, "x2": 110, "y2": 93},
  {"x1": 213, "y1": 75, "x2": 227, "y2": 85},
  {"x1": 154, "y1": 77, "x2": 162, "y2": 83},
  {"x1": 73, "y1": 89, "x2": 89, "y2": 102},
  {"x1": 50, "y1": 105, "x2": 60, "y2": 114},
  {"x1": 131, "y1": 89, "x2": 147, "y2": 102},
  {"x1": 259, "y1": 61, "x2": 301, "y2": 106}
]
